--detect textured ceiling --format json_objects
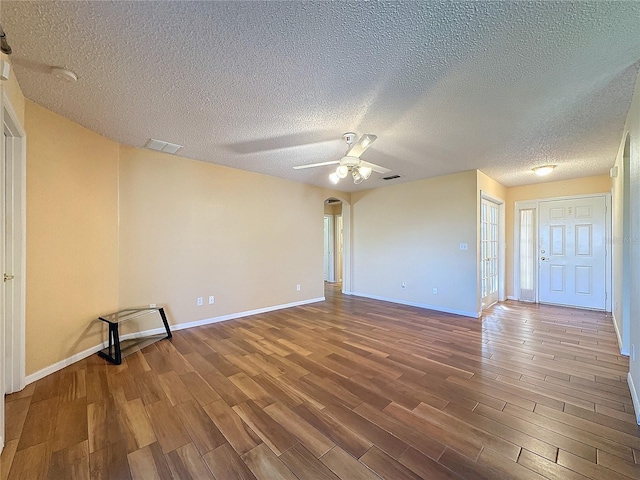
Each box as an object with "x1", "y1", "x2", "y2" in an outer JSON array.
[{"x1": 2, "y1": 1, "x2": 639, "y2": 192}]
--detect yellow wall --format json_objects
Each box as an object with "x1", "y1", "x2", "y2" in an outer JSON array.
[
  {"x1": 20, "y1": 101, "x2": 343, "y2": 375},
  {"x1": 25, "y1": 100, "x2": 120, "y2": 374},
  {"x1": 505, "y1": 175, "x2": 611, "y2": 298},
  {"x1": 351, "y1": 171, "x2": 480, "y2": 316},
  {"x1": 324, "y1": 203, "x2": 342, "y2": 215},
  {"x1": 118, "y1": 146, "x2": 330, "y2": 330}
]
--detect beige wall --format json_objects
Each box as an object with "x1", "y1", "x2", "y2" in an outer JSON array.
[
  {"x1": 505, "y1": 175, "x2": 611, "y2": 299},
  {"x1": 324, "y1": 203, "x2": 342, "y2": 215},
  {"x1": 21, "y1": 101, "x2": 343, "y2": 375},
  {"x1": 118, "y1": 146, "x2": 331, "y2": 329},
  {"x1": 25, "y1": 101, "x2": 120, "y2": 374},
  {"x1": 351, "y1": 171, "x2": 480, "y2": 316}
]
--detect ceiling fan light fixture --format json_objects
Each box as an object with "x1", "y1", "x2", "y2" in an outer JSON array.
[
  {"x1": 336, "y1": 165, "x2": 349, "y2": 178},
  {"x1": 359, "y1": 165, "x2": 372, "y2": 179},
  {"x1": 352, "y1": 169, "x2": 364, "y2": 184},
  {"x1": 329, "y1": 172, "x2": 340, "y2": 184},
  {"x1": 533, "y1": 165, "x2": 555, "y2": 177}
]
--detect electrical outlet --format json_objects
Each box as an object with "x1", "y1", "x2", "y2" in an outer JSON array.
[
  {"x1": 401, "y1": 281, "x2": 406, "y2": 289},
  {"x1": 296, "y1": 284, "x2": 301, "y2": 291},
  {"x1": 208, "y1": 296, "x2": 215, "y2": 305},
  {"x1": 432, "y1": 288, "x2": 438, "y2": 294},
  {"x1": 149, "y1": 303, "x2": 156, "y2": 308},
  {"x1": 459, "y1": 242, "x2": 468, "y2": 251},
  {"x1": 197, "y1": 297, "x2": 203, "y2": 306}
]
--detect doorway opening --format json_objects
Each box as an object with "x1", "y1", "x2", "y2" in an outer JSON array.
[{"x1": 323, "y1": 197, "x2": 350, "y2": 295}]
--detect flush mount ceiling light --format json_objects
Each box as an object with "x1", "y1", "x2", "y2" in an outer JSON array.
[
  {"x1": 532, "y1": 165, "x2": 556, "y2": 177},
  {"x1": 51, "y1": 67, "x2": 78, "y2": 82}
]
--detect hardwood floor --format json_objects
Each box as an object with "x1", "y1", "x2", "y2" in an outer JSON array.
[{"x1": 2, "y1": 284, "x2": 639, "y2": 479}]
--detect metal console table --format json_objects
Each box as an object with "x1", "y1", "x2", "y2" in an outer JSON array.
[{"x1": 97, "y1": 306, "x2": 172, "y2": 365}]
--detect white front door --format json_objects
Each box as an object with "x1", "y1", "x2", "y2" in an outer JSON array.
[
  {"x1": 481, "y1": 198, "x2": 500, "y2": 308},
  {"x1": 539, "y1": 196, "x2": 606, "y2": 309}
]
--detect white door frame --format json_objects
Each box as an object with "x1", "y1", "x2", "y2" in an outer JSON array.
[
  {"x1": 1, "y1": 92, "x2": 27, "y2": 395},
  {"x1": 323, "y1": 214, "x2": 335, "y2": 282},
  {"x1": 514, "y1": 193, "x2": 611, "y2": 311},
  {"x1": 335, "y1": 214, "x2": 343, "y2": 282}
]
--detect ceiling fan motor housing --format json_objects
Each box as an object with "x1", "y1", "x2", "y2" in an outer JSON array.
[{"x1": 343, "y1": 132, "x2": 357, "y2": 145}]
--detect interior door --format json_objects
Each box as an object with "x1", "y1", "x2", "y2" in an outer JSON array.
[
  {"x1": 323, "y1": 215, "x2": 334, "y2": 282},
  {"x1": 538, "y1": 196, "x2": 606, "y2": 309},
  {"x1": 481, "y1": 198, "x2": 500, "y2": 308}
]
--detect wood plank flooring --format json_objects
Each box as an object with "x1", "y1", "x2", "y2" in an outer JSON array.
[{"x1": 2, "y1": 284, "x2": 639, "y2": 479}]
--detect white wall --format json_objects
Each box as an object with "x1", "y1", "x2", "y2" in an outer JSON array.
[{"x1": 351, "y1": 171, "x2": 480, "y2": 317}]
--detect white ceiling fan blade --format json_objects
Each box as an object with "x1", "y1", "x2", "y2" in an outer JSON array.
[
  {"x1": 359, "y1": 160, "x2": 391, "y2": 174},
  {"x1": 293, "y1": 160, "x2": 340, "y2": 170},
  {"x1": 346, "y1": 134, "x2": 377, "y2": 158}
]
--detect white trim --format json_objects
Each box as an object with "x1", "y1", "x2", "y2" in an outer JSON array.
[
  {"x1": 605, "y1": 194, "x2": 612, "y2": 312},
  {"x1": 507, "y1": 296, "x2": 518, "y2": 301},
  {"x1": 351, "y1": 291, "x2": 480, "y2": 318},
  {"x1": 25, "y1": 342, "x2": 103, "y2": 385},
  {"x1": 25, "y1": 297, "x2": 325, "y2": 385},
  {"x1": 164, "y1": 297, "x2": 325, "y2": 332},
  {"x1": 628, "y1": 372, "x2": 640, "y2": 425},
  {"x1": 323, "y1": 214, "x2": 335, "y2": 282},
  {"x1": 2, "y1": 92, "x2": 26, "y2": 395},
  {"x1": 341, "y1": 201, "x2": 352, "y2": 295},
  {"x1": 611, "y1": 313, "x2": 630, "y2": 356}
]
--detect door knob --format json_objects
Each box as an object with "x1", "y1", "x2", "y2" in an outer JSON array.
[
  {"x1": 3, "y1": 273, "x2": 14, "y2": 281},
  {"x1": 540, "y1": 257, "x2": 547, "y2": 261}
]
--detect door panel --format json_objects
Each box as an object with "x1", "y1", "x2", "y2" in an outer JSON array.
[
  {"x1": 539, "y1": 197, "x2": 606, "y2": 309},
  {"x1": 481, "y1": 198, "x2": 500, "y2": 308}
]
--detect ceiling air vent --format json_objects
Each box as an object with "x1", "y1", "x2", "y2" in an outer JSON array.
[
  {"x1": 382, "y1": 175, "x2": 401, "y2": 180},
  {"x1": 145, "y1": 138, "x2": 183, "y2": 154}
]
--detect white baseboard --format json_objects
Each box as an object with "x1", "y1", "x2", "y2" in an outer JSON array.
[
  {"x1": 628, "y1": 372, "x2": 640, "y2": 425},
  {"x1": 507, "y1": 295, "x2": 518, "y2": 301},
  {"x1": 25, "y1": 296, "x2": 325, "y2": 386},
  {"x1": 25, "y1": 342, "x2": 103, "y2": 385},
  {"x1": 611, "y1": 313, "x2": 630, "y2": 356},
  {"x1": 350, "y1": 292, "x2": 480, "y2": 319}
]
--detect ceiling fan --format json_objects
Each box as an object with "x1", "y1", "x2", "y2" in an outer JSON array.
[{"x1": 293, "y1": 132, "x2": 390, "y2": 184}]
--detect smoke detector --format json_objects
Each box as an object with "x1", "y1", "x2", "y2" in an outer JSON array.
[{"x1": 51, "y1": 67, "x2": 78, "y2": 82}]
